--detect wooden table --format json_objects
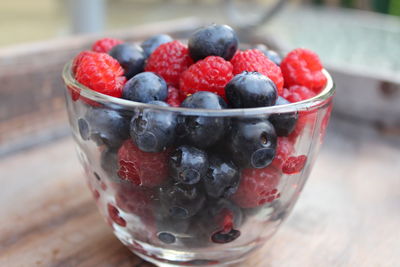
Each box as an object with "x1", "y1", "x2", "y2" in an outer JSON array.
[{"x1": 1, "y1": 117, "x2": 399, "y2": 267}]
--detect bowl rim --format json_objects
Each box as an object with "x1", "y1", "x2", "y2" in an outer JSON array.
[{"x1": 62, "y1": 60, "x2": 335, "y2": 116}]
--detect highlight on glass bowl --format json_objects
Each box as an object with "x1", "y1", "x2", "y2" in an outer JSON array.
[{"x1": 62, "y1": 24, "x2": 334, "y2": 266}]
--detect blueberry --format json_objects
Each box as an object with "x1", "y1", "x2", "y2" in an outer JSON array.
[
  {"x1": 211, "y1": 229, "x2": 241, "y2": 244},
  {"x1": 265, "y1": 50, "x2": 282, "y2": 66},
  {"x1": 226, "y1": 118, "x2": 277, "y2": 169},
  {"x1": 159, "y1": 183, "x2": 205, "y2": 219},
  {"x1": 100, "y1": 148, "x2": 118, "y2": 177},
  {"x1": 188, "y1": 24, "x2": 238, "y2": 61},
  {"x1": 190, "y1": 199, "x2": 243, "y2": 245},
  {"x1": 109, "y1": 43, "x2": 145, "y2": 79},
  {"x1": 82, "y1": 107, "x2": 130, "y2": 149},
  {"x1": 169, "y1": 146, "x2": 208, "y2": 185},
  {"x1": 141, "y1": 34, "x2": 173, "y2": 58},
  {"x1": 157, "y1": 232, "x2": 176, "y2": 244},
  {"x1": 130, "y1": 101, "x2": 176, "y2": 152},
  {"x1": 203, "y1": 155, "x2": 240, "y2": 198},
  {"x1": 226, "y1": 71, "x2": 278, "y2": 108},
  {"x1": 122, "y1": 72, "x2": 168, "y2": 103},
  {"x1": 155, "y1": 215, "x2": 191, "y2": 245},
  {"x1": 254, "y1": 44, "x2": 282, "y2": 66},
  {"x1": 269, "y1": 96, "x2": 298, "y2": 136},
  {"x1": 178, "y1": 92, "x2": 227, "y2": 148}
]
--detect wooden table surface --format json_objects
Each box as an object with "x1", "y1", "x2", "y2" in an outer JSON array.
[{"x1": 1, "y1": 117, "x2": 399, "y2": 267}]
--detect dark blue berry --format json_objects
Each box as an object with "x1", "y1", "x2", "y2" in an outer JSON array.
[
  {"x1": 265, "y1": 50, "x2": 282, "y2": 66},
  {"x1": 122, "y1": 72, "x2": 168, "y2": 103},
  {"x1": 159, "y1": 183, "x2": 205, "y2": 219},
  {"x1": 108, "y1": 43, "x2": 145, "y2": 79},
  {"x1": 78, "y1": 118, "x2": 90, "y2": 140},
  {"x1": 203, "y1": 155, "x2": 240, "y2": 198},
  {"x1": 191, "y1": 199, "x2": 242, "y2": 245},
  {"x1": 269, "y1": 96, "x2": 298, "y2": 136},
  {"x1": 82, "y1": 107, "x2": 130, "y2": 149},
  {"x1": 226, "y1": 118, "x2": 277, "y2": 169},
  {"x1": 141, "y1": 34, "x2": 173, "y2": 58},
  {"x1": 211, "y1": 229, "x2": 241, "y2": 244},
  {"x1": 169, "y1": 146, "x2": 208, "y2": 185},
  {"x1": 226, "y1": 71, "x2": 278, "y2": 108},
  {"x1": 130, "y1": 101, "x2": 176, "y2": 152},
  {"x1": 178, "y1": 92, "x2": 227, "y2": 148},
  {"x1": 155, "y1": 215, "x2": 190, "y2": 244},
  {"x1": 157, "y1": 232, "x2": 176, "y2": 244},
  {"x1": 188, "y1": 24, "x2": 238, "y2": 61},
  {"x1": 254, "y1": 44, "x2": 282, "y2": 66}
]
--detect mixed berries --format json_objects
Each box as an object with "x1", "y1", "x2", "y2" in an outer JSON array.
[{"x1": 71, "y1": 24, "x2": 328, "y2": 247}]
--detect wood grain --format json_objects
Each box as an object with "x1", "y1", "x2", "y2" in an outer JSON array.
[{"x1": 1, "y1": 117, "x2": 399, "y2": 267}]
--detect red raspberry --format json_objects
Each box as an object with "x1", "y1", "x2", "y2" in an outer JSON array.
[
  {"x1": 145, "y1": 40, "x2": 193, "y2": 87},
  {"x1": 285, "y1": 85, "x2": 316, "y2": 103},
  {"x1": 282, "y1": 155, "x2": 307, "y2": 174},
  {"x1": 92, "y1": 38, "x2": 123, "y2": 53},
  {"x1": 180, "y1": 56, "x2": 233, "y2": 99},
  {"x1": 281, "y1": 48, "x2": 327, "y2": 94},
  {"x1": 272, "y1": 137, "x2": 295, "y2": 169},
  {"x1": 107, "y1": 203, "x2": 126, "y2": 227},
  {"x1": 166, "y1": 85, "x2": 182, "y2": 107},
  {"x1": 72, "y1": 50, "x2": 94, "y2": 74},
  {"x1": 117, "y1": 140, "x2": 169, "y2": 187},
  {"x1": 231, "y1": 166, "x2": 281, "y2": 208},
  {"x1": 231, "y1": 49, "x2": 284, "y2": 95},
  {"x1": 75, "y1": 51, "x2": 126, "y2": 98}
]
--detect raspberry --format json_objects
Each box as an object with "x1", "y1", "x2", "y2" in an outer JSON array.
[
  {"x1": 281, "y1": 48, "x2": 327, "y2": 94},
  {"x1": 285, "y1": 85, "x2": 316, "y2": 103},
  {"x1": 282, "y1": 155, "x2": 307, "y2": 174},
  {"x1": 165, "y1": 85, "x2": 182, "y2": 107},
  {"x1": 72, "y1": 51, "x2": 94, "y2": 74},
  {"x1": 117, "y1": 140, "x2": 169, "y2": 187},
  {"x1": 231, "y1": 166, "x2": 281, "y2": 208},
  {"x1": 145, "y1": 40, "x2": 193, "y2": 87},
  {"x1": 75, "y1": 51, "x2": 126, "y2": 98},
  {"x1": 231, "y1": 49, "x2": 284, "y2": 95},
  {"x1": 272, "y1": 137, "x2": 295, "y2": 169},
  {"x1": 107, "y1": 203, "x2": 126, "y2": 227},
  {"x1": 180, "y1": 56, "x2": 233, "y2": 99},
  {"x1": 92, "y1": 38, "x2": 123, "y2": 53}
]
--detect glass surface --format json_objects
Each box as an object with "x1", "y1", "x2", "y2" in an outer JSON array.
[{"x1": 62, "y1": 61, "x2": 334, "y2": 266}]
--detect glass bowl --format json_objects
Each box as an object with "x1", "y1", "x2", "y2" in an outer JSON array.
[{"x1": 62, "y1": 60, "x2": 334, "y2": 266}]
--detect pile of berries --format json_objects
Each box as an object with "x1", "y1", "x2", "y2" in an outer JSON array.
[{"x1": 72, "y1": 24, "x2": 327, "y2": 246}]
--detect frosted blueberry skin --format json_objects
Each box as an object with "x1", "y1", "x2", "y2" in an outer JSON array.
[
  {"x1": 79, "y1": 107, "x2": 129, "y2": 149},
  {"x1": 169, "y1": 145, "x2": 209, "y2": 185},
  {"x1": 177, "y1": 92, "x2": 228, "y2": 148},
  {"x1": 188, "y1": 24, "x2": 238, "y2": 62},
  {"x1": 203, "y1": 154, "x2": 240, "y2": 199},
  {"x1": 122, "y1": 72, "x2": 168, "y2": 103},
  {"x1": 130, "y1": 101, "x2": 176, "y2": 153},
  {"x1": 109, "y1": 43, "x2": 146, "y2": 79},
  {"x1": 159, "y1": 183, "x2": 206, "y2": 219},
  {"x1": 141, "y1": 34, "x2": 173, "y2": 58},
  {"x1": 226, "y1": 118, "x2": 277, "y2": 169},
  {"x1": 226, "y1": 71, "x2": 278, "y2": 108},
  {"x1": 269, "y1": 96, "x2": 298, "y2": 136}
]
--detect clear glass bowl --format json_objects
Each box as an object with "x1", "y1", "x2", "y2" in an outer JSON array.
[{"x1": 62, "y1": 61, "x2": 334, "y2": 266}]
